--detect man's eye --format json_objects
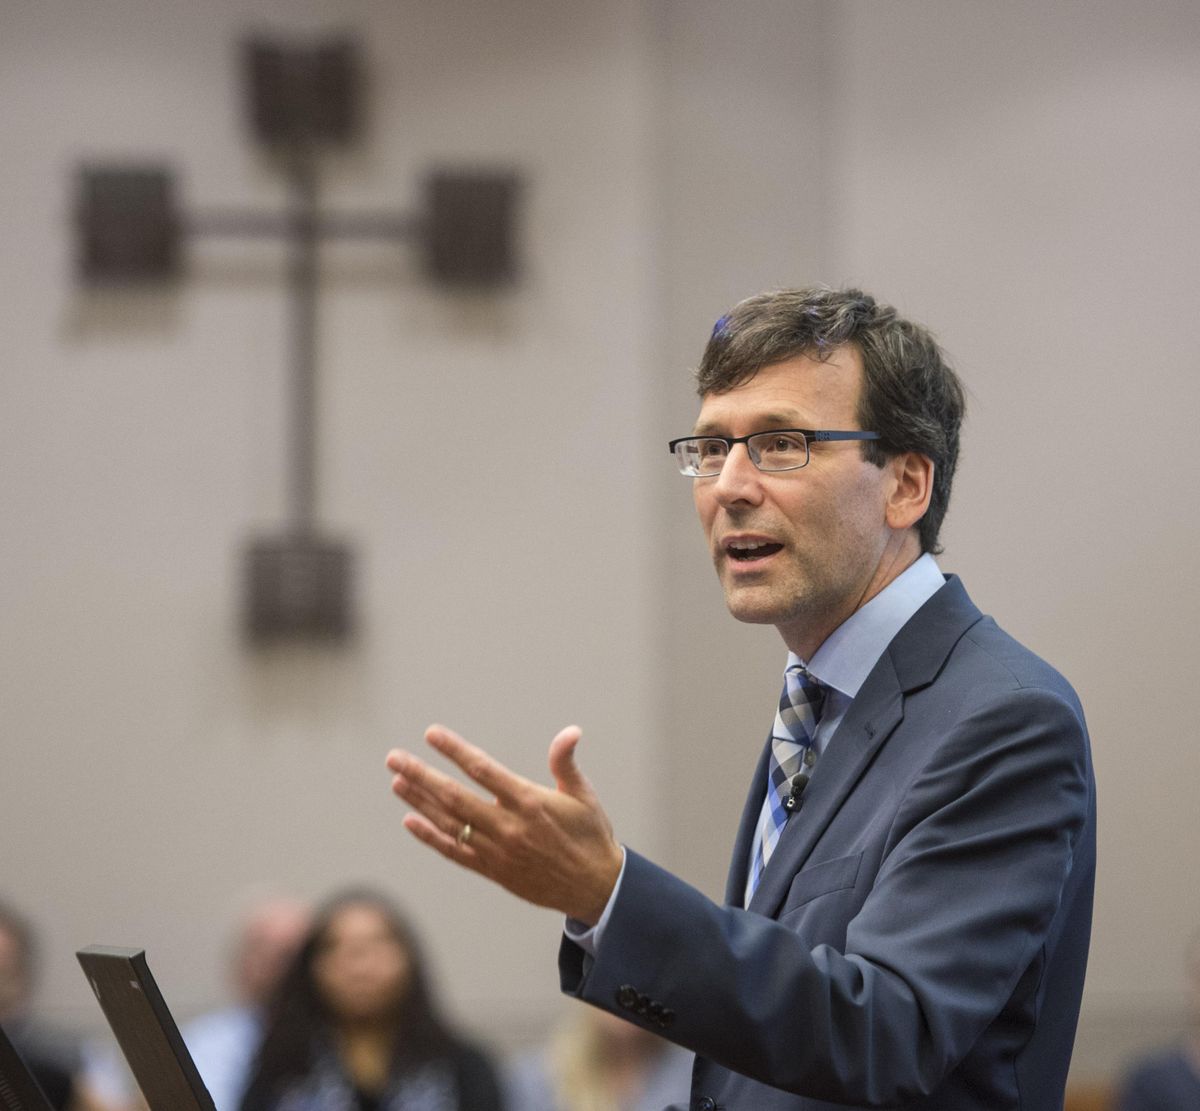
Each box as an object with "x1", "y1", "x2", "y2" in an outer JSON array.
[
  {"x1": 762, "y1": 434, "x2": 805, "y2": 454},
  {"x1": 699, "y1": 440, "x2": 727, "y2": 457}
]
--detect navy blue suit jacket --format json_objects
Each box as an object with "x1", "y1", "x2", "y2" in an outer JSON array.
[{"x1": 560, "y1": 576, "x2": 1096, "y2": 1110}]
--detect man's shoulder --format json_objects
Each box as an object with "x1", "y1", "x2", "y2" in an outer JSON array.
[
  {"x1": 958, "y1": 615, "x2": 1076, "y2": 693},
  {"x1": 899, "y1": 575, "x2": 1082, "y2": 706}
]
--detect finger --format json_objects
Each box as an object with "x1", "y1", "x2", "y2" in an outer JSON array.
[
  {"x1": 387, "y1": 749, "x2": 498, "y2": 831},
  {"x1": 402, "y1": 808, "x2": 507, "y2": 880},
  {"x1": 423, "y1": 724, "x2": 530, "y2": 806},
  {"x1": 390, "y1": 771, "x2": 464, "y2": 838},
  {"x1": 547, "y1": 725, "x2": 598, "y2": 804},
  {"x1": 401, "y1": 812, "x2": 486, "y2": 869}
]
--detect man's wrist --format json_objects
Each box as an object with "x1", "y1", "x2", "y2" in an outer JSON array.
[
  {"x1": 565, "y1": 846, "x2": 627, "y2": 955},
  {"x1": 577, "y1": 840, "x2": 626, "y2": 926}
]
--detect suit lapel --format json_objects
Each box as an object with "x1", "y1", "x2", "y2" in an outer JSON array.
[
  {"x1": 725, "y1": 737, "x2": 772, "y2": 908},
  {"x1": 738, "y1": 576, "x2": 983, "y2": 919}
]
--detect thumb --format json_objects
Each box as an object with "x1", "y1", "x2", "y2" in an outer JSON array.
[{"x1": 548, "y1": 725, "x2": 595, "y2": 801}]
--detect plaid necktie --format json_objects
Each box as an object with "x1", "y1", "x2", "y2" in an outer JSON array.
[{"x1": 746, "y1": 664, "x2": 826, "y2": 901}]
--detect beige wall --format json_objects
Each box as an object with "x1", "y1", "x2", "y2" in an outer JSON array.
[
  {"x1": 0, "y1": 0, "x2": 661, "y2": 1046},
  {"x1": 2, "y1": 0, "x2": 1199, "y2": 1087}
]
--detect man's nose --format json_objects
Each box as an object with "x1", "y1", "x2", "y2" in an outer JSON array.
[{"x1": 711, "y1": 443, "x2": 764, "y2": 506}]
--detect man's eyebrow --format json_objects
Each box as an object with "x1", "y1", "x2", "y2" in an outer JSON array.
[{"x1": 692, "y1": 413, "x2": 806, "y2": 436}]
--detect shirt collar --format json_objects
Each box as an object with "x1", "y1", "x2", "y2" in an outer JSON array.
[{"x1": 790, "y1": 553, "x2": 945, "y2": 699}]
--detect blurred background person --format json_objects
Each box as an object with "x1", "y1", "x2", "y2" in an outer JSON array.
[
  {"x1": 239, "y1": 887, "x2": 504, "y2": 1111},
  {"x1": 505, "y1": 1007, "x2": 693, "y2": 1111},
  {"x1": 1113, "y1": 929, "x2": 1200, "y2": 1110},
  {"x1": 0, "y1": 897, "x2": 103, "y2": 1111},
  {"x1": 82, "y1": 894, "x2": 310, "y2": 1111},
  {"x1": 184, "y1": 895, "x2": 312, "y2": 1110}
]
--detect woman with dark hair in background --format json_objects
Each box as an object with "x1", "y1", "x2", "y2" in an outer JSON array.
[{"x1": 239, "y1": 888, "x2": 505, "y2": 1111}]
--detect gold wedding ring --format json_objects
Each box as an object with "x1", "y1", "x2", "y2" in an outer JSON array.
[{"x1": 456, "y1": 822, "x2": 473, "y2": 847}]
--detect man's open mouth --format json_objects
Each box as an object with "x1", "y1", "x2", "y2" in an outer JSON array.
[{"x1": 726, "y1": 540, "x2": 784, "y2": 562}]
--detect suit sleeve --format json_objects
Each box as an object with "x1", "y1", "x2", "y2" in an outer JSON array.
[{"x1": 559, "y1": 685, "x2": 1092, "y2": 1106}]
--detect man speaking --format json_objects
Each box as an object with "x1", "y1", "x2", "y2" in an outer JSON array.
[{"x1": 387, "y1": 286, "x2": 1095, "y2": 1110}]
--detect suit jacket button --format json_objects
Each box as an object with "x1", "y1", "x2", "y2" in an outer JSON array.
[
  {"x1": 616, "y1": 985, "x2": 638, "y2": 1010},
  {"x1": 697, "y1": 1098, "x2": 717, "y2": 1111}
]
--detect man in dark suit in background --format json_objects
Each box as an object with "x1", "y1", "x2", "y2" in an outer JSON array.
[
  {"x1": 0, "y1": 899, "x2": 85, "y2": 1110},
  {"x1": 1114, "y1": 929, "x2": 1200, "y2": 1109},
  {"x1": 387, "y1": 286, "x2": 1095, "y2": 1110}
]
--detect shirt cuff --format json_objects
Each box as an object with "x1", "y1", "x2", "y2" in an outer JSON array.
[{"x1": 563, "y1": 846, "x2": 627, "y2": 956}]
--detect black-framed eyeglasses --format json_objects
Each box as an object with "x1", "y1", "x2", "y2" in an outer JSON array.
[{"x1": 668, "y1": 429, "x2": 881, "y2": 476}]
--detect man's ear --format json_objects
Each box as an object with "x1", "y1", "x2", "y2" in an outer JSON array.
[{"x1": 885, "y1": 452, "x2": 934, "y2": 533}]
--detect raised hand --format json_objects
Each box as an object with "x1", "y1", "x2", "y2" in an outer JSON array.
[{"x1": 386, "y1": 724, "x2": 624, "y2": 925}]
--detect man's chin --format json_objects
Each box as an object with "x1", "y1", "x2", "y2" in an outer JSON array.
[{"x1": 722, "y1": 587, "x2": 792, "y2": 627}]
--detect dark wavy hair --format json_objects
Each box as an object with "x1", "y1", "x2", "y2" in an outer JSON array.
[
  {"x1": 697, "y1": 286, "x2": 965, "y2": 554},
  {"x1": 239, "y1": 887, "x2": 454, "y2": 1111}
]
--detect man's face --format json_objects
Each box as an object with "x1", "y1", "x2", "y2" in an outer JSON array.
[
  {"x1": 234, "y1": 900, "x2": 310, "y2": 1007},
  {"x1": 692, "y1": 347, "x2": 912, "y2": 658}
]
